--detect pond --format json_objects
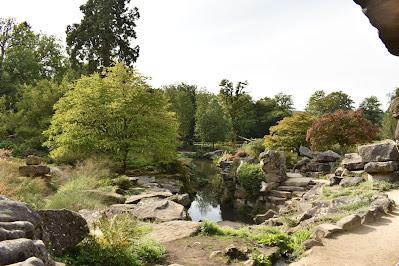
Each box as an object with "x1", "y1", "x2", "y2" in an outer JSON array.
[{"x1": 187, "y1": 159, "x2": 252, "y2": 223}]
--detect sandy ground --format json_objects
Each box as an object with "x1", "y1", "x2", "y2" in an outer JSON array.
[{"x1": 292, "y1": 190, "x2": 399, "y2": 266}]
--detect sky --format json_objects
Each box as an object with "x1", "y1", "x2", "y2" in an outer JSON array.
[{"x1": 1, "y1": 0, "x2": 399, "y2": 110}]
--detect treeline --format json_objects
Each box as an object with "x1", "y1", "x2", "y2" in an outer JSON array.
[{"x1": 0, "y1": 0, "x2": 396, "y2": 170}]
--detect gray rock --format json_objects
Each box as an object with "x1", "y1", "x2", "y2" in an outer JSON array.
[
  {"x1": 259, "y1": 182, "x2": 279, "y2": 194},
  {"x1": 340, "y1": 176, "x2": 364, "y2": 187},
  {"x1": 306, "y1": 162, "x2": 331, "y2": 173},
  {"x1": 335, "y1": 167, "x2": 345, "y2": 176},
  {"x1": 294, "y1": 157, "x2": 311, "y2": 171},
  {"x1": 303, "y1": 239, "x2": 323, "y2": 250},
  {"x1": 314, "y1": 223, "x2": 343, "y2": 239},
  {"x1": 260, "y1": 150, "x2": 287, "y2": 183},
  {"x1": 253, "y1": 210, "x2": 277, "y2": 224},
  {"x1": 367, "y1": 172, "x2": 398, "y2": 182},
  {"x1": 0, "y1": 239, "x2": 52, "y2": 266},
  {"x1": 337, "y1": 214, "x2": 362, "y2": 231},
  {"x1": 371, "y1": 195, "x2": 395, "y2": 213},
  {"x1": 85, "y1": 190, "x2": 125, "y2": 205},
  {"x1": 130, "y1": 198, "x2": 184, "y2": 222},
  {"x1": 224, "y1": 244, "x2": 249, "y2": 260},
  {"x1": 329, "y1": 175, "x2": 343, "y2": 186},
  {"x1": 357, "y1": 209, "x2": 376, "y2": 224},
  {"x1": 168, "y1": 194, "x2": 191, "y2": 207},
  {"x1": 364, "y1": 161, "x2": 398, "y2": 173},
  {"x1": 125, "y1": 191, "x2": 173, "y2": 204},
  {"x1": 315, "y1": 150, "x2": 341, "y2": 163},
  {"x1": 299, "y1": 146, "x2": 316, "y2": 159},
  {"x1": 209, "y1": 250, "x2": 224, "y2": 259},
  {"x1": 358, "y1": 141, "x2": 399, "y2": 163},
  {"x1": 284, "y1": 177, "x2": 313, "y2": 187},
  {"x1": 341, "y1": 153, "x2": 365, "y2": 171},
  {"x1": 19, "y1": 166, "x2": 50, "y2": 177},
  {"x1": 7, "y1": 257, "x2": 45, "y2": 266},
  {"x1": 38, "y1": 210, "x2": 89, "y2": 256},
  {"x1": 149, "y1": 221, "x2": 200, "y2": 243}
]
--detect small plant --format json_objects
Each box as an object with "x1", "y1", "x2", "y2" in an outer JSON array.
[
  {"x1": 251, "y1": 252, "x2": 272, "y2": 266},
  {"x1": 199, "y1": 221, "x2": 225, "y2": 236},
  {"x1": 237, "y1": 162, "x2": 265, "y2": 199},
  {"x1": 288, "y1": 230, "x2": 312, "y2": 260}
]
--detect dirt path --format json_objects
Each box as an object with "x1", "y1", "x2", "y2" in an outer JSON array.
[{"x1": 292, "y1": 190, "x2": 399, "y2": 266}]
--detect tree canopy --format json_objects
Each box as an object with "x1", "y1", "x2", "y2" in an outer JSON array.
[
  {"x1": 359, "y1": 96, "x2": 384, "y2": 126},
  {"x1": 44, "y1": 63, "x2": 178, "y2": 170},
  {"x1": 305, "y1": 90, "x2": 354, "y2": 116},
  {"x1": 66, "y1": 0, "x2": 140, "y2": 74}
]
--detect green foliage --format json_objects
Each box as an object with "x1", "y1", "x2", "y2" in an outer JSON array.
[
  {"x1": 164, "y1": 83, "x2": 197, "y2": 145},
  {"x1": 251, "y1": 95, "x2": 293, "y2": 138},
  {"x1": 321, "y1": 181, "x2": 377, "y2": 200},
  {"x1": 218, "y1": 79, "x2": 256, "y2": 141},
  {"x1": 251, "y1": 253, "x2": 272, "y2": 266},
  {"x1": 288, "y1": 230, "x2": 312, "y2": 259},
  {"x1": 237, "y1": 163, "x2": 264, "y2": 199},
  {"x1": 264, "y1": 113, "x2": 316, "y2": 154},
  {"x1": 199, "y1": 221, "x2": 226, "y2": 236},
  {"x1": 359, "y1": 96, "x2": 384, "y2": 126},
  {"x1": 252, "y1": 227, "x2": 291, "y2": 254},
  {"x1": 44, "y1": 64, "x2": 178, "y2": 170},
  {"x1": 240, "y1": 139, "x2": 265, "y2": 158},
  {"x1": 66, "y1": 0, "x2": 140, "y2": 73},
  {"x1": 195, "y1": 92, "x2": 231, "y2": 145},
  {"x1": 307, "y1": 110, "x2": 378, "y2": 151},
  {"x1": 305, "y1": 90, "x2": 354, "y2": 116},
  {"x1": 13, "y1": 80, "x2": 64, "y2": 150},
  {"x1": 58, "y1": 215, "x2": 165, "y2": 266},
  {"x1": 381, "y1": 111, "x2": 396, "y2": 140},
  {"x1": 45, "y1": 159, "x2": 111, "y2": 210}
]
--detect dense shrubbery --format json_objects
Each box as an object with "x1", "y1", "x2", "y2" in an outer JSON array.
[
  {"x1": 306, "y1": 110, "x2": 379, "y2": 151},
  {"x1": 240, "y1": 139, "x2": 265, "y2": 159},
  {"x1": 237, "y1": 162, "x2": 265, "y2": 199},
  {"x1": 58, "y1": 215, "x2": 165, "y2": 266},
  {"x1": 264, "y1": 113, "x2": 315, "y2": 154}
]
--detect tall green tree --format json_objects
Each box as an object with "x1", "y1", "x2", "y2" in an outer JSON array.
[
  {"x1": 359, "y1": 96, "x2": 384, "y2": 126},
  {"x1": 66, "y1": 0, "x2": 140, "y2": 74},
  {"x1": 13, "y1": 80, "x2": 65, "y2": 150},
  {"x1": 305, "y1": 90, "x2": 354, "y2": 116},
  {"x1": 218, "y1": 79, "x2": 256, "y2": 142},
  {"x1": 163, "y1": 83, "x2": 197, "y2": 145},
  {"x1": 44, "y1": 63, "x2": 178, "y2": 171},
  {"x1": 195, "y1": 92, "x2": 230, "y2": 146}
]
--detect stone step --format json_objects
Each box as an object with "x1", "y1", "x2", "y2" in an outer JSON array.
[
  {"x1": 267, "y1": 196, "x2": 287, "y2": 205},
  {"x1": 269, "y1": 190, "x2": 292, "y2": 199},
  {"x1": 292, "y1": 191, "x2": 306, "y2": 198},
  {"x1": 283, "y1": 177, "x2": 313, "y2": 187},
  {"x1": 277, "y1": 186, "x2": 306, "y2": 192}
]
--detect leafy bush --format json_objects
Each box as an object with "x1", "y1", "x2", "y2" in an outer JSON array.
[
  {"x1": 264, "y1": 113, "x2": 315, "y2": 154},
  {"x1": 237, "y1": 163, "x2": 264, "y2": 199},
  {"x1": 58, "y1": 215, "x2": 165, "y2": 266},
  {"x1": 199, "y1": 221, "x2": 225, "y2": 236},
  {"x1": 307, "y1": 110, "x2": 379, "y2": 151},
  {"x1": 288, "y1": 230, "x2": 312, "y2": 260},
  {"x1": 240, "y1": 139, "x2": 265, "y2": 159}
]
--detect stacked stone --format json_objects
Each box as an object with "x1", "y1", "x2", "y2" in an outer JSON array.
[
  {"x1": 0, "y1": 196, "x2": 88, "y2": 266},
  {"x1": 295, "y1": 147, "x2": 341, "y2": 177},
  {"x1": 18, "y1": 156, "x2": 50, "y2": 178},
  {"x1": 359, "y1": 141, "x2": 399, "y2": 182}
]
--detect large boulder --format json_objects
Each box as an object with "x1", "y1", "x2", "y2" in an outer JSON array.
[
  {"x1": 341, "y1": 153, "x2": 365, "y2": 171},
  {"x1": 26, "y1": 156, "x2": 42, "y2": 166},
  {"x1": 0, "y1": 239, "x2": 54, "y2": 266},
  {"x1": 358, "y1": 141, "x2": 399, "y2": 163},
  {"x1": 315, "y1": 150, "x2": 341, "y2": 163},
  {"x1": 38, "y1": 210, "x2": 89, "y2": 256},
  {"x1": 340, "y1": 176, "x2": 364, "y2": 187},
  {"x1": 364, "y1": 161, "x2": 398, "y2": 173},
  {"x1": 125, "y1": 191, "x2": 173, "y2": 204},
  {"x1": 130, "y1": 198, "x2": 184, "y2": 222},
  {"x1": 299, "y1": 146, "x2": 318, "y2": 159},
  {"x1": 306, "y1": 162, "x2": 331, "y2": 173},
  {"x1": 148, "y1": 221, "x2": 200, "y2": 243},
  {"x1": 337, "y1": 214, "x2": 362, "y2": 231},
  {"x1": 259, "y1": 150, "x2": 287, "y2": 183},
  {"x1": 19, "y1": 166, "x2": 50, "y2": 178}
]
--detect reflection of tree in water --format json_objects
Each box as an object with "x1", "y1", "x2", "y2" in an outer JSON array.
[{"x1": 192, "y1": 160, "x2": 222, "y2": 215}]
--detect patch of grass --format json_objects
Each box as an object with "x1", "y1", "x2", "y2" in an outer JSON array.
[
  {"x1": 251, "y1": 252, "x2": 272, "y2": 266},
  {"x1": 288, "y1": 230, "x2": 312, "y2": 260},
  {"x1": 322, "y1": 181, "x2": 377, "y2": 200},
  {"x1": 338, "y1": 198, "x2": 370, "y2": 213},
  {"x1": 237, "y1": 162, "x2": 265, "y2": 199},
  {"x1": 45, "y1": 159, "x2": 112, "y2": 211},
  {"x1": 199, "y1": 221, "x2": 226, "y2": 236},
  {"x1": 57, "y1": 215, "x2": 165, "y2": 266}
]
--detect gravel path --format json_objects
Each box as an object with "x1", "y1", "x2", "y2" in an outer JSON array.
[{"x1": 291, "y1": 190, "x2": 399, "y2": 266}]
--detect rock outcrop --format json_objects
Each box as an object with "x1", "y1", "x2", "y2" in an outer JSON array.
[
  {"x1": 354, "y1": 0, "x2": 399, "y2": 56},
  {"x1": 19, "y1": 156, "x2": 50, "y2": 178},
  {"x1": 0, "y1": 196, "x2": 88, "y2": 265}
]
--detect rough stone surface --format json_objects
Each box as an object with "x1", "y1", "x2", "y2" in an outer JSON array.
[
  {"x1": 38, "y1": 210, "x2": 89, "y2": 256},
  {"x1": 254, "y1": 210, "x2": 277, "y2": 224},
  {"x1": 85, "y1": 190, "x2": 125, "y2": 205},
  {"x1": 364, "y1": 161, "x2": 398, "y2": 173},
  {"x1": 0, "y1": 239, "x2": 53, "y2": 266},
  {"x1": 341, "y1": 153, "x2": 365, "y2": 171},
  {"x1": 371, "y1": 195, "x2": 395, "y2": 213},
  {"x1": 130, "y1": 198, "x2": 184, "y2": 222},
  {"x1": 284, "y1": 177, "x2": 313, "y2": 187},
  {"x1": 329, "y1": 175, "x2": 343, "y2": 186},
  {"x1": 125, "y1": 191, "x2": 173, "y2": 204},
  {"x1": 367, "y1": 172, "x2": 398, "y2": 182},
  {"x1": 259, "y1": 182, "x2": 279, "y2": 194},
  {"x1": 340, "y1": 176, "x2": 364, "y2": 187},
  {"x1": 315, "y1": 150, "x2": 341, "y2": 163},
  {"x1": 7, "y1": 257, "x2": 45, "y2": 266},
  {"x1": 259, "y1": 150, "x2": 287, "y2": 183},
  {"x1": 306, "y1": 162, "x2": 331, "y2": 173},
  {"x1": 303, "y1": 239, "x2": 323, "y2": 250},
  {"x1": 354, "y1": 0, "x2": 399, "y2": 56},
  {"x1": 149, "y1": 221, "x2": 200, "y2": 243},
  {"x1": 299, "y1": 146, "x2": 317, "y2": 159},
  {"x1": 19, "y1": 166, "x2": 50, "y2": 177},
  {"x1": 337, "y1": 214, "x2": 362, "y2": 231},
  {"x1": 224, "y1": 244, "x2": 249, "y2": 261},
  {"x1": 314, "y1": 223, "x2": 343, "y2": 239},
  {"x1": 358, "y1": 141, "x2": 399, "y2": 163},
  {"x1": 168, "y1": 194, "x2": 191, "y2": 207}
]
